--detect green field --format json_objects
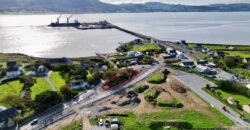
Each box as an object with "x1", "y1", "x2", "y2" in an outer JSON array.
[
  {"x1": 0, "y1": 80, "x2": 23, "y2": 101},
  {"x1": 147, "y1": 72, "x2": 164, "y2": 84},
  {"x1": 49, "y1": 71, "x2": 66, "y2": 91},
  {"x1": 31, "y1": 78, "x2": 52, "y2": 100},
  {"x1": 224, "y1": 51, "x2": 250, "y2": 58},
  {"x1": 132, "y1": 43, "x2": 160, "y2": 52},
  {"x1": 215, "y1": 89, "x2": 250, "y2": 106},
  {"x1": 108, "y1": 110, "x2": 233, "y2": 130},
  {"x1": 62, "y1": 120, "x2": 83, "y2": 130}
]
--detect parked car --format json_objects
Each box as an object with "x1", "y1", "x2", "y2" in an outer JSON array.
[
  {"x1": 99, "y1": 119, "x2": 104, "y2": 126},
  {"x1": 30, "y1": 118, "x2": 38, "y2": 126}
]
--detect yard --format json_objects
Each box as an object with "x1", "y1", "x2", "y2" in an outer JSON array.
[
  {"x1": 224, "y1": 51, "x2": 250, "y2": 58},
  {"x1": 0, "y1": 80, "x2": 23, "y2": 101},
  {"x1": 147, "y1": 72, "x2": 165, "y2": 84},
  {"x1": 104, "y1": 110, "x2": 233, "y2": 130},
  {"x1": 31, "y1": 78, "x2": 52, "y2": 100},
  {"x1": 231, "y1": 68, "x2": 250, "y2": 80},
  {"x1": 49, "y1": 71, "x2": 66, "y2": 91},
  {"x1": 132, "y1": 43, "x2": 160, "y2": 52},
  {"x1": 215, "y1": 89, "x2": 250, "y2": 106}
]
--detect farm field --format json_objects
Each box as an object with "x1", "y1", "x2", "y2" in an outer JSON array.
[
  {"x1": 224, "y1": 51, "x2": 250, "y2": 58},
  {"x1": 31, "y1": 77, "x2": 52, "y2": 100}
]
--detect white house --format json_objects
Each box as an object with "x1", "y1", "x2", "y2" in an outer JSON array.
[
  {"x1": 6, "y1": 61, "x2": 22, "y2": 78},
  {"x1": 127, "y1": 51, "x2": 143, "y2": 57},
  {"x1": 216, "y1": 71, "x2": 237, "y2": 81},
  {"x1": 70, "y1": 80, "x2": 89, "y2": 90}
]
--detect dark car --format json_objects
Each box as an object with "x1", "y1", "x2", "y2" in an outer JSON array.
[{"x1": 30, "y1": 119, "x2": 39, "y2": 126}]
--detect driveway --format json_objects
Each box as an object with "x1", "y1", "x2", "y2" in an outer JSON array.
[{"x1": 44, "y1": 71, "x2": 57, "y2": 91}]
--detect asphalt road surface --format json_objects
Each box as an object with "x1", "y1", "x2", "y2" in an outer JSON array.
[
  {"x1": 19, "y1": 64, "x2": 164, "y2": 130},
  {"x1": 172, "y1": 69, "x2": 250, "y2": 127}
]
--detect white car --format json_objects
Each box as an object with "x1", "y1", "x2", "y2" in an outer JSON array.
[{"x1": 99, "y1": 119, "x2": 104, "y2": 126}]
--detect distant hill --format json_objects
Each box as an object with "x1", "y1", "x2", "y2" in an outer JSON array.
[{"x1": 1, "y1": 0, "x2": 250, "y2": 13}]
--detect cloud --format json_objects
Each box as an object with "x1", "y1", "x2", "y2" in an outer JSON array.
[{"x1": 100, "y1": 0, "x2": 250, "y2": 5}]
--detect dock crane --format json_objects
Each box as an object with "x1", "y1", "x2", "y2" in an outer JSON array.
[
  {"x1": 56, "y1": 14, "x2": 62, "y2": 24},
  {"x1": 67, "y1": 15, "x2": 73, "y2": 25}
]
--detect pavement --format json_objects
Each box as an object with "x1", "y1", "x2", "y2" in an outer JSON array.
[
  {"x1": 19, "y1": 64, "x2": 164, "y2": 130},
  {"x1": 170, "y1": 68, "x2": 250, "y2": 127}
]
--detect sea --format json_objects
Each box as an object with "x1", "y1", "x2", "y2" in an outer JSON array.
[{"x1": 0, "y1": 12, "x2": 250, "y2": 58}]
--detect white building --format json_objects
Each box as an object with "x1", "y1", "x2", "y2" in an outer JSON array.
[
  {"x1": 216, "y1": 71, "x2": 237, "y2": 81},
  {"x1": 127, "y1": 51, "x2": 143, "y2": 57},
  {"x1": 6, "y1": 61, "x2": 22, "y2": 78},
  {"x1": 70, "y1": 80, "x2": 89, "y2": 90}
]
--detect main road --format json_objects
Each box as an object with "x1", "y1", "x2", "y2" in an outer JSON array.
[{"x1": 19, "y1": 64, "x2": 164, "y2": 130}]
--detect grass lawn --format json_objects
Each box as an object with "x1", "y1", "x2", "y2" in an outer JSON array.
[
  {"x1": 224, "y1": 51, "x2": 250, "y2": 58},
  {"x1": 215, "y1": 89, "x2": 250, "y2": 106},
  {"x1": 132, "y1": 43, "x2": 160, "y2": 52},
  {"x1": 49, "y1": 71, "x2": 66, "y2": 91},
  {"x1": 232, "y1": 68, "x2": 250, "y2": 80},
  {"x1": 31, "y1": 78, "x2": 52, "y2": 100},
  {"x1": 0, "y1": 80, "x2": 23, "y2": 101},
  {"x1": 62, "y1": 120, "x2": 83, "y2": 130},
  {"x1": 147, "y1": 72, "x2": 164, "y2": 84},
  {"x1": 108, "y1": 110, "x2": 233, "y2": 130}
]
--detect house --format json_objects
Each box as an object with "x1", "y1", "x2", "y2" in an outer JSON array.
[
  {"x1": 70, "y1": 80, "x2": 89, "y2": 90},
  {"x1": 197, "y1": 60, "x2": 208, "y2": 66},
  {"x1": 194, "y1": 43, "x2": 203, "y2": 50},
  {"x1": 181, "y1": 40, "x2": 188, "y2": 46},
  {"x1": 6, "y1": 61, "x2": 22, "y2": 78},
  {"x1": 214, "y1": 51, "x2": 225, "y2": 58},
  {"x1": 0, "y1": 107, "x2": 17, "y2": 129},
  {"x1": 166, "y1": 48, "x2": 177, "y2": 56},
  {"x1": 176, "y1": 53, "x2": 187, "y2": 59},
  {"x1": 201, "y1": 48, "x2": 211, "y2": 53},
  {"x1": 127, "y1": 51, "x2": 143, "y2": 57},
  {"x1": 195, "y1": 65, "x2": 217, "y2": 75},
  {"x1": 133, "y1": 39, "x2": 143, "y2": 45},
  {"x1": 207, "y1": 62, "x2": 216, "y2": 68},
  {"x1": 180, "y1": 61, "x2": 195, "y2": 68},
  {"x1": 48, "y1": 58, "x2": 72, "y2": 65},
  {"x1": 216, "y1": 70, "x2": 237, "y2": 81},
  {"x1": 36, "y1": 65, "x2": 49, "y2": 76}
]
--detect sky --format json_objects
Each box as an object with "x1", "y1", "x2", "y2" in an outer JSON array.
[{"x1": 100, "y1": 0, "x2": 250, "y2": 5}]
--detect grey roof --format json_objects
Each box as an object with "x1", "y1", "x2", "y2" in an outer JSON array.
[
  {"x1": 217, "y1": 71, "x2": 234, "y2": 80},
  {"x1": 0, "y1": 107, "x2": 17, "y2": 122}
]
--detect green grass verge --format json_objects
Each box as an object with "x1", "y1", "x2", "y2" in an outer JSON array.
[
  {"x1": 0, "y1": 80, "x2": 23, "y2": 101},
  {"x1": 62, "y1": 120, "x2": 83, "y2": 130},
  {"x1": 132, "y1": 43, "x2": 160, "y2": 52},
  {"x1": 147, "y1": 72, "x2": 165, "y2": 84},
  {"x1": 49, "y1": 71, "x2": 66, "y2": 91},
  {"x1": 31, "y1": 78, "x2": 52, "y2": 100}
]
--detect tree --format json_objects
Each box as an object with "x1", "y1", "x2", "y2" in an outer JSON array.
[
  {"x1": 20, "y1": 76, "x2": 35, "y2": 88},
  {"x1": 1, "y1": 95, "x2": 27, "y2": 113},
  {"x1": 34, "y1": 91, "x2": 63, "y2": 112},
  {"x1": 102, "y1": 69, "x2": 117, "y2": 80},
  {"x1": 60, "y1": 85, "x2": 77, "y2": 101}
]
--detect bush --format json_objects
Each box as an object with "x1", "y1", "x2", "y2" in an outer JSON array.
[{"x1": 134, "y1": 85, "x2": 149, "y2": 93}]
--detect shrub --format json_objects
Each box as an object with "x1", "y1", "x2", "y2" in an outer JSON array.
[{"x1": 134, "y1": 85, "x2": 149, "y2": 93}]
